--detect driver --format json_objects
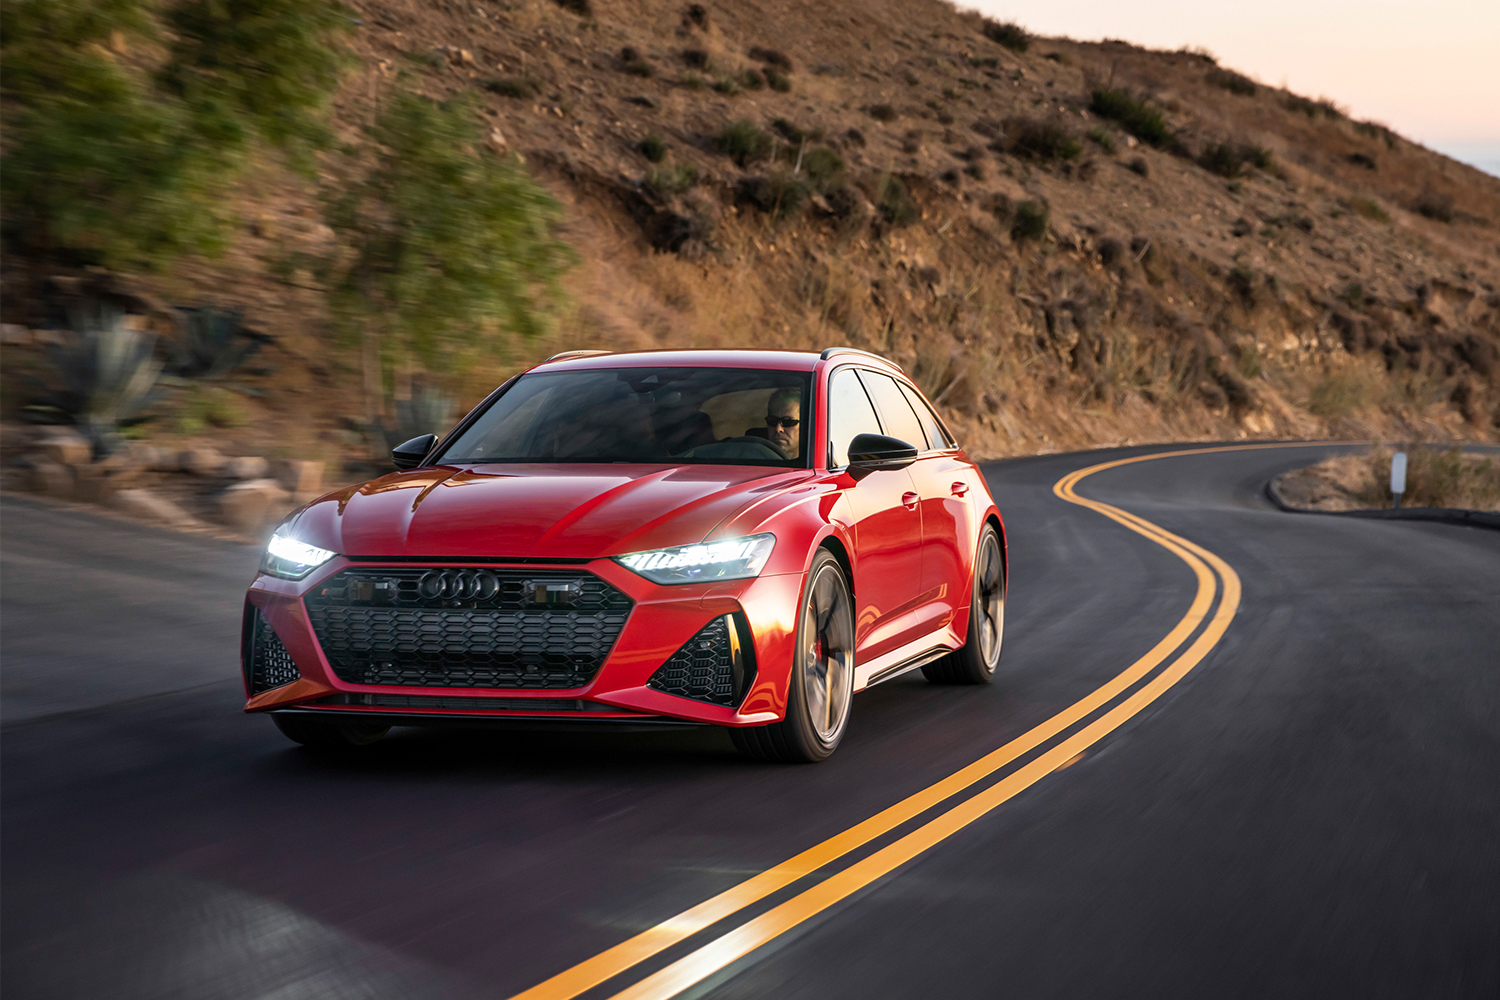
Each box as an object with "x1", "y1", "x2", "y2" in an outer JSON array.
[{"x1": 765, "y1": 387, "x2": 802, "y2": 459}]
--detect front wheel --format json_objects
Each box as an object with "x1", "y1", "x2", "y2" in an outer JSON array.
[
  {"x1": 730, "y1": 550, "x2": 855, "y2": 763},
  {"x1": 923, "y1": 524, "x2": 1004, "y2": 684},
  {"x1": 271, "y1": 713, "x2": 390, "y2": 749}
]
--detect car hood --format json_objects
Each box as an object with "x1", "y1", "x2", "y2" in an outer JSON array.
[{"x1": 283, "y1": 463, "x2": 812, "y2": 559}]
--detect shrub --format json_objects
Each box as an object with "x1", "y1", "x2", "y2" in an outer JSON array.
[
  {"x1": 682, "y1": 48, "x2": 711, "y2": 69},
  {"x1": 1003, "y1": 117, "x2": 1082, "y2": 161},
  {"x1": 741, "y1": 68, "x2": 766, "y2": 90},
  {"x1": 327, "y1": 89, "x2": 574, "y2": 377},
  {"x1": 484, "y1": 75, "x2": 539, "y2": 97},
  {"x1": 981, "y1": 20, "x2": 1029, "y2": 53},
  {"x1": 1011, "y1": 200, "x2": 1049, "y2": 241},
  {"x1": 1342, "y1": 283, "x2": 1366, "y2": 308},
  {"x1": 639, "y1": 133, "x2": 668, "y2": 162},
  {"x1": 1089, "y1": 89, "x2": 1171, "y2": 147},
  {"x1": 1128, "y1": 156, "x2": 1149, "y2": 177},
  {"x1": 1199, "y1": 143, "x2": 1244, "y2": 178},
  {"x1": 1086, "y1": 126, "x2": 1116, "y2": 153},
  {"x1": 845, "y1": 128, "x2": 867, "y2": 147},
  {"x1": 1348, "y1": 152, "x2": 1377, "y2": 170},
  {"x1": 552, "y1": 0, "x2": 592, "y2": 14},
  {"x1": 646, "y1": 162, "x2": 700, "y2": 197},
  {"x1": 772, "y1": 118, "x2": 808, "y2": 143},
  {"x1": 875, "y1": 175, "x2": 919, "y2": 227},
  {"x1": 765, "y1": 68, "x2": 792, "y2": 92},
  {"x1": 736, "y1": 173, "x2": 811, "y2": 218},
  {"x1": 711, "y1": 75, "x2": 740, "y2": 95},
  {"x1": 685, "y1": 4, "x2": 708, "y2": 28},
  {"x1": 800, "y1": 146, "x2": 846, "y2": 188},
  {"x1": 748, "y1": 46, "x2": 793, "y2": 71},
  {"x1": 714, "y1": 120, "x2": 773, "y2": 166},
  {"x1": 1415, "y1": 191, "x2": 1454, "y2": 222},
  {"x1": 1307, "y1": 369, "x2": 1375, "y2": 416},
  {"x1": 1355, "y1": 121, "x2": 1398, "y2": 148},
  {"x1": 1228, "y1": 265, "x2": 1256, "y2": 303},
  {"x1": 679, "y1": 73, "x2": 707, "y2": 91},
  {"x1": 866, "y1": 104, "x2": 899, "y2": 122},
  {"x1": 1199, "y1": 142, "x2": 1272, "y2": 178},
  {"x1": 2, "y1": 0, "x2": 349, "y2": 271},
  {"x1": 1283, "y1": 93, "x2": 1342, "y2": 119},
  {"x1": 166, "y1": 307, "x2": 269, "y2": 378},
  {"x1": 622, "y1": 56, "x2": 655, "y2": 78},
  {"x1": 1207, "y1": 68, "x2": 1256, "y2": 96},
  {"x1": 38, "y1": 302, "x2": 163, "y2": 453},
  {"x1": 1349, "y1": 197, "x2": 1390, "y2": 223}
]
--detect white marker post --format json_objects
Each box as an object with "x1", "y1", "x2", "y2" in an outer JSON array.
[{"x1": 1390, "y1": 451, "x2": 1407, "y2": 509}]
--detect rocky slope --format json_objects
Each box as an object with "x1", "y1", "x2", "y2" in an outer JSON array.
[{"x1": 6, "y1": 0, "x2": 1499, "y2": 465}]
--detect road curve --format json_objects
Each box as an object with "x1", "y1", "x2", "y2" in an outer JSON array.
[{"x1": 3, "y1": 442, "x2": 1497, "y2": 1000}]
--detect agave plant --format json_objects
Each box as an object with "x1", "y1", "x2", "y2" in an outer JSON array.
[
  {"x1": 42, "y1": 302, "x2": 164, "y2": 455},
  {"x1": 379, "y1": 382, "x2": 457, "y2": 454},
  {"x1": 166, "y1": 307, "x2": 271, "y2": 378}
]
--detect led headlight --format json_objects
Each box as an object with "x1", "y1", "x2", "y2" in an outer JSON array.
[
  {"x1": 261, "y1": 533, "x2": 337, "y2": 580},
  {"x1": 615, "y1": 533, "x2": 775, "y2": 585}
]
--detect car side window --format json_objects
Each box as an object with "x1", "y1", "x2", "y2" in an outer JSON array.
[
  {"x1": 827, "y1": 368, "x2": 884, "y2": 468},
  {"x1": 897, "y1": 381, "x2": 953, "y2": 450},
  {"x1": 856, "y1": 371, "x2": 927, "y2": 452}
]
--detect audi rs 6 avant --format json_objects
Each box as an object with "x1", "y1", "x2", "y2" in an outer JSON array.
[{"x1": 245, "y1": 349, "x2": 1006, "y2": 762}]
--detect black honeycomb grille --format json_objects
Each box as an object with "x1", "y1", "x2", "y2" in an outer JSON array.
[
  {"x1": 304, "y1": 568, "x2": 632, "y2": 690},
  {"x1": 648, "y1": 614, "x2": 756, "y2": 707},
  {"x1": 247, "y1": 609, "x2": 300, "y2": 694}
]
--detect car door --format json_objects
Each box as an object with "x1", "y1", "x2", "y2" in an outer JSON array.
[
  {"x1": 856, "y1": 371, "x2": 971, "y2": 628},
  {"x1": 826, "y1": 367, "x2": 925, "y2": 662}
]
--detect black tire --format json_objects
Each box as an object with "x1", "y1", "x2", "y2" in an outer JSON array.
[
  {"x1": 271, "y1": 713, "x2": 390, "y2": 749},
  {"x1": 730, "y1": 549, "x2": 855, "y2": 763},
  {"x1": 923, "y1": 524, "x2": 1005, "y2": 685}
]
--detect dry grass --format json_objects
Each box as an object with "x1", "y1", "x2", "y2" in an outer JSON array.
[{"x1": 1278, "y1": 447, "x2": 1500, "y2": 511}]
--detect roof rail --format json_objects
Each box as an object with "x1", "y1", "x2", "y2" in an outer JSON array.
[
  {"x1": 819, "y1": 347, "x2": 903, "y2": 372},
  {"x1": 542, "y1": 349, "x2": 613, "y2": 363}
]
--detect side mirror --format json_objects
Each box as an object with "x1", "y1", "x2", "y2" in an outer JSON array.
[
  {"x1": 847, "y1": 433, "x2": 918, "y2": 473},
  {"x1": 391, "y1": 434, "x2": 437, "y2": 471}
]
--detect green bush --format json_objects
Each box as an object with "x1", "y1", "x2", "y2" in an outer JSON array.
[
  {"x1": 765, "y1": 68, "x2": 792, "y2": 92},
  {"x1": 876, "y1": 175, "x2": 919, "y2": 227},
  {"x1": 1349, "y1": 197, "x2": 1390, "y2": 223},
  {"x1": 1086, "y1": 126, "x2": 1116, "y2": 153},
  {"x1": 1011, "y1": 200, "x2": 1049, "y2": 241},
  {"x1": 981, "y1": 20, "x2": 1029, "y2": 53},
  {"x1": 1207, "y1": 68, "x2": 1256, "y2": 96},
  {"x1": 639, "y1": 133, "x2": 669, "y2": 162},
  {"x1": 1, "y1": 0, "x2": 349, "y2": 271},
  {"x1": 328, "y1": 89, "x2": 574, "y2": 374},
  {"x1": 715, "y1": 120, "x2": 773, "y2": 166},
  {"x1": 1003, "y1": 117, "x2": 1082, "y2": 161},
  {"x1": 1089, "y1": 89, "x2": 1171, "y2": 148},
  {"x1": 800, "y1": 147, "x2": 845, "y2": 189},
  {"x1": 1199, "y1": 143, "x2": 1244, "y2": 178},
  {"x1": 485, "y1": 75, "x2": 539, "y2": 98},
  {"x1": 646, "y1": 162, "x2": 700, "y2": 197}
]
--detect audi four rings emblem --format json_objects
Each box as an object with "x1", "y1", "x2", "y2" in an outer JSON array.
[{"x1": 418, "y1": 569, "x2": 501, "y2": 601}]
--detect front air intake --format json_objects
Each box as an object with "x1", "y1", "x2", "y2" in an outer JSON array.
[
  {"x1": 648, "y1": 614, "x2": 757, "y2": 708},
  {"x1": 244, "y1": 607, "x2": 301, "y2": 695}
]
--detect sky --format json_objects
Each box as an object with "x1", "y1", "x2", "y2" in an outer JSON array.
[{"x1": 962, "y1": 1, "x2": 1500, "y2": 176}]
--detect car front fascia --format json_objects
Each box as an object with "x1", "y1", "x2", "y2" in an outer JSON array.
[{"x1": 243, "y1": 552, "x2": 805, "y2": 727}]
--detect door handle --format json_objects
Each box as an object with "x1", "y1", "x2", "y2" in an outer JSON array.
[
  {"x1": 950, "y1": 481, "x2": 969, "y2": 496},
  {"x1": 901, "y1": 491, "x2": 920, "y2": 509}
]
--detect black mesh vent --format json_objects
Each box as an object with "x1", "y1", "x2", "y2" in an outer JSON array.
[
  {"x1": 648, "y1": 614, "x2": 756, "y2": 707},
  {"x1": 304, "y1": 568, "x2": 633, "y2": 690},
  {"x1": 246, "y1": 609, "x2": 300, "y2": 694}
]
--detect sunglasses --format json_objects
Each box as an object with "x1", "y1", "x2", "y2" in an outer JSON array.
[{"x1": 766, "y1": 416, "x2": 801, "y2": 429}]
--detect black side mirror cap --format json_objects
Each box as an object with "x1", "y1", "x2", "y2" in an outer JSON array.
[
  {"x1": 847, "y1": 433, "x2": 919, "y2": 472},
  {"x1": 391, "y1": 434, "x2": 438, "y2": 470}
]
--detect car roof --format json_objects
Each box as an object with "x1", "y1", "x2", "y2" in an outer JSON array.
[{"x1": 530, "y1": 348, "x2": 903, "y2": 376}]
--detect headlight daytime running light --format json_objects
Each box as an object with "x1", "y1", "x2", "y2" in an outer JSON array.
[
  {"x1": 615, "y1": 533, "x2": 775, "y2": 585},
  {"x1": 261, "y1": 533, "x2": 337, "y2": 580}
]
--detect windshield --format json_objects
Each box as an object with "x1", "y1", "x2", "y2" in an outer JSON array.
[{"x1": 436, "y1": 367, "x2": 814, "y2": 467}]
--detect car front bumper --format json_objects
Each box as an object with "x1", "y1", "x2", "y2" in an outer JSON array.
[{"x1": 242, "y1": 557, "x2": 804, "y2": 727}]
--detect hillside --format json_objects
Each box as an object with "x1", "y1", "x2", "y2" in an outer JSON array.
[{"x1": 5, "y1": 0, "x2": 1499, "y2": 469}]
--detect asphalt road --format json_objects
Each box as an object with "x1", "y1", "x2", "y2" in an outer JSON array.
[{"x1": 3, "y1": 443, "x2": 1497, "y2": 1000}]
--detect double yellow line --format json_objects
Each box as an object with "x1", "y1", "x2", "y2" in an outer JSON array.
[{"x1": 511, "y1": 444, "x2": 1269, "y2": 1000}]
